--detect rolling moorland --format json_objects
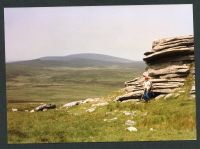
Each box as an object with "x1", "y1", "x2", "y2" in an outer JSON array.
[
  {"x1": 6, "y1": 53, "x2": 145, "y2": 103},
  {"x1": 6, "y1": 53, "x2": 196, "y2": 143}
]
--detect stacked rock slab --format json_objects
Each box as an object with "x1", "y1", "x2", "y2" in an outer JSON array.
[{"x1": 116, "y1": 35, "x2": 195, "y2": 102}]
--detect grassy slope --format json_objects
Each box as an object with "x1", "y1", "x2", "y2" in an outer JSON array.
[
  {"x1": 8, "y1": 92, "x2": 196, "y2": 143},
  {"x1": 7, "y1": 64, "x2": 196, "y2": 143}
]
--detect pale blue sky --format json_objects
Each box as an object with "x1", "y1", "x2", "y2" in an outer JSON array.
[{"x1": 4, "y1": 4, "x2": 193, "y2": 62}]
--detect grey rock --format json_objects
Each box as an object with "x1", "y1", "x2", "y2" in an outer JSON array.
[
  {"x1": 115, "y1": 91, "x2": 143, "y2": 102},
  {"x1": 127, "y1": 127, "x2": 138, "y2": 132},
  {"x1": 155, "y1": 94, "x2": 165, "y2": 100},
  {"x1": 125, "y1": 120, "x2": 136, "y2": 126},
  {"x1": 143, "y1": 47, "x2": 194, "y2": 62},
  {"x1": 63, "y1": 101, "x2": 83, "y2": 108},
  {"x1": 91, "y1": 102, "x2": 109, "y2": 107},
  {"x1": 86, "y1": 107, "x2": 96, "y2": 113},
  {"x1": 148, "y1": 65, "x2": 189, "y2": 77},
  {"x1": 104, "y1": 117, "x2": 118, "y2": 122},
  {"x1": 152, "y1": 35, "x2": 193, "y2": 51},
  {"x1": 35, "y1": 103, "x2": 56, "y2": 111},
  {"x1": 30, "y1": 109, "x2": 35, "y2": 113},
  {"x1": 164, "y1": 93, "x2": 173, "y2": 99},
  {"x1": 12, "y1": 108, "x2": 18, "y2": 112},
  {"x1": 43, "y1": 108, "x2": 48, "y2": 112}
]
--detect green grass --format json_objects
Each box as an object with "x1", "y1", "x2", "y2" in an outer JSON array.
[
  {"x1": 6, "y1": 67, "x2": 142, "y2": 102},
  {"x1": 8, "y1": 94, "x2": 196, "y2": 143}
]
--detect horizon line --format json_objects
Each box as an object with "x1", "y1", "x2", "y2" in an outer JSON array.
[{"x1": 6, "y1": 52, "x2": 144, "y2": 63}]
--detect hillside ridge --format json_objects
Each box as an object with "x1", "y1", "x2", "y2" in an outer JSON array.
[{"x1": 7, "y1": 53, "x2": 145, "y2": 68}]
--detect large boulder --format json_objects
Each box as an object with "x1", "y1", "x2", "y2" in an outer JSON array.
[{"x1": 116, "y1": 35, "x2": 195, "y2": 102}]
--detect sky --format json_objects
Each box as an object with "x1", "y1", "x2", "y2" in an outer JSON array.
[{"x1": 4, "y1": 4, "x2": 193, "y2": 62}]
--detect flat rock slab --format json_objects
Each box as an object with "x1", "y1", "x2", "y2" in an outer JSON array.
[
  {"x1": 143, "y1": 47, "x2": 194, "y2": 62},
  {"x1": 35, "y1": 103, "x2": 56, "y2": 112},
  {"x1": 148, "y1": 65, "x2": 189, "y2": 77},
  {"x1": 152, "y1": 35, "x2": 193, "y2": 51},
  {"x1": 115, "y1": 91, "x2": 143, "y2": 102},
  {"x1": 63, "y1": 100, "x2": 83, "y2": 108}
]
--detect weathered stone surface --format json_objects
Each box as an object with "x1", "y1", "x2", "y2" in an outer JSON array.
[
  {"x1": 152, "y1": 40, "x2": 193, "y2": 52},
  {"x1": 104, "y1": 117, "x2": 118, "y2": 122},
  {"x1": 155, "y1": 94, "x2": 165, "y2": 100},
  {"x1": 127, "y1": 127, "x2": 138, "y2": 132},
  {"x1": 63, "y1": 101, "x2": 83, "y2": 108},
  {"x1": 12, "y1": 108, "x2": 18, "y2": 112},
  {"x1": 123, "y1": 111, "x2": 136, "y2": 116},
  {"x1": 164, "y1": 93, "x2": 173, "y2": 99},
  {"x1": 152, "y1": 35, "x2": 193, "y2": 50},
  {"x1": 115, "y1": 91, "x2": 143, "y2": 102},
  {"x1": 144, "y1": 51, "x2": 154, "y2": 56},
  {"x1": 30, "y1": 110, "x2": 35, "y2": 113},
  {"x1": 159, "y1": 73, "x2": 188, "y2": 79},
  {"x1": 151, "y1": 89, "x2": 175, "y2": 94},
  {"x1": 125, "y1": 77, "x2": 143, "y2": 86},
  {"x1": 125, "y1": 120, "x2": 136, "y2": 126},
  {"x1": 82, "y1": 98, "x2": 100, "y2": 104},
  {"x1": 35, "y1": 103, "x2": 56, "y2": 111},
  {"x1": 116, "y1": 35, "x2": 195, "y2": 102},
  {"x1": 148, "y1": 65, "x2": 189, "y2": 77},
  {"x1": 86, "y1": 107, "x2": 96, "y2": 113},
  {"x1": 92, "y1": 102, "x2": 109, "y2": 107},
  {"x1": 124, "y1": 86, "x2": 143, "y2": 92},
  {"x1": 143, "y1": 47, "x2": 194, "y2": 62},
  {"x1": 190, "y1": 85, "x2": 195, "y2": 94}
]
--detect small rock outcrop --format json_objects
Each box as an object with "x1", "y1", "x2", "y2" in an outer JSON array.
[
  {"x1": 116, "y1": 35, "x2": 195, "y2": 102},
  {"x1": 35, "y1": 103, "x2": 56, "y2": 111}
]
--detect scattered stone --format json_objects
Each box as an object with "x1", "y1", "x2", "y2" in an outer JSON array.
[
  {"x1": 105, "y1": 112, "x2": 112, "y2": 115},
  {"x1": 174, "y1": 93, "x2": 180, "y2": 98},
  {"x1": 149, "y1": 128, "x2": 154, "y2": 131},
  {"x1": 123, "y1": 111, "x2": 132, "y2": 116},
  {"x1": 63, "y1": 101, "x2": 83, "y2": 108},
  {"x1": 25, "y1": 110, "x2": 29, "y2": 112},
  {"x1": 127, "y1": 127, "x2": 138, "y2": 132},
  {"x1": 123, "y1": 111, "x2": 136, "y2": 116},
  {"x1": 104, "y1": 117, "x2": 118, "y2": 122},
  {"x1": 125, "y1": 120, "x2": 136, "y2": 126},
  {"x1": 155, "y1": 94, "x2": 165, "y2": 100},
  {"x1": 12, "y1": 108, "x2": 18, "y2": 112},
  {"x1": 30, "y1": 109, "x2": 35, "y2": 113},
  {"x1": 83, "y1": 98, "x2": 100, "y2": 103},
  {"x1": 86, "y1": 107, "x2": 96, "y2": 113},
  {"x1": 91, "y1": 102, "x2": 109, "y2": 107},
  {"x1": 164, "y1": 93, "x2": 173, "y2": 100}
]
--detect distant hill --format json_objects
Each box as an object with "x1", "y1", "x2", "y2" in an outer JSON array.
[{"x1": 7, "y1": 53, "x2": 145, "y2": 69}]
